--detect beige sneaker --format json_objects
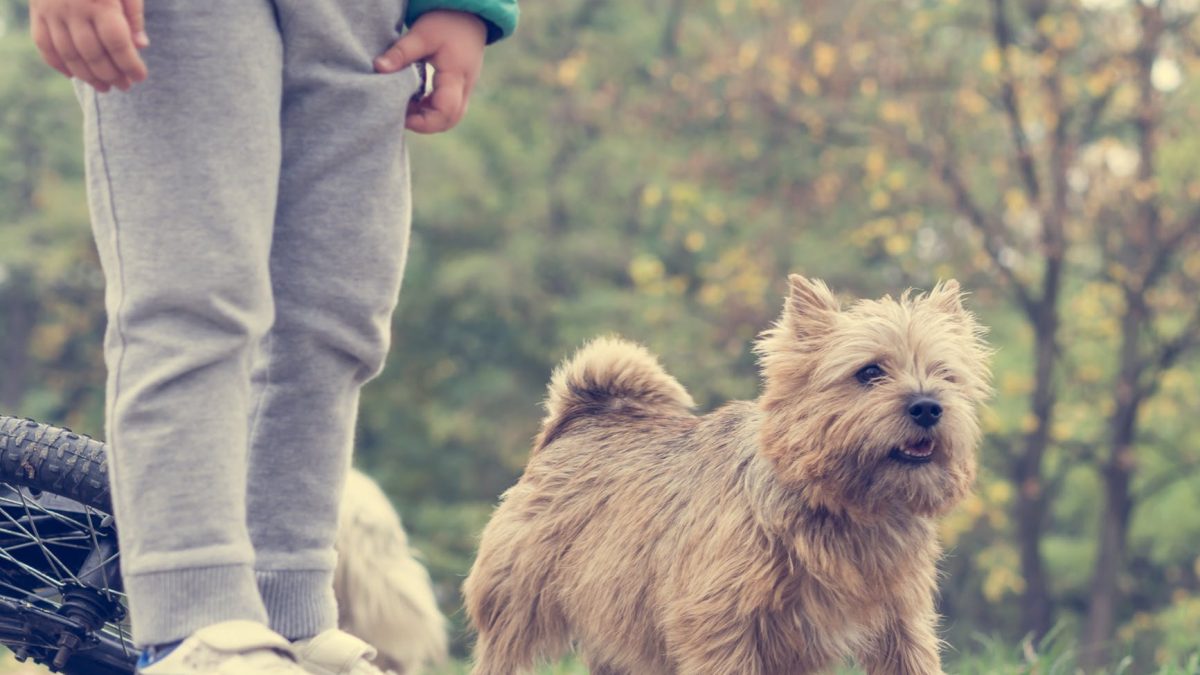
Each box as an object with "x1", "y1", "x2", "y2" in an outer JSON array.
[
  {"x1": 292, "y1": 629, "x2": 388, "y2": 675},
  {"x1": 139, "y1": 620, "x2": 309, "y2": 674}
]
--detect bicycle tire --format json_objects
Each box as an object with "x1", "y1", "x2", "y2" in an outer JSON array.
[
  {"x1": 0, "y1": 415, "x2": 134, "y2": 674},
  {"x1": 0, "y1": 416, "x2": 113, "y2": 512}
]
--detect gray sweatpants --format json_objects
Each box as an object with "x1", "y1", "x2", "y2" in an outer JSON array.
[{"x1": 77, "y1": 0, "x2": 420, "y2": 647}]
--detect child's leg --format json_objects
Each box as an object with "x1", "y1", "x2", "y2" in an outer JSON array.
[
  {"x1": 242, "y1": 0, "x2": 422, "y2": 639},
  {"x1": 79, "y1": 0, "x2": 284, "y2": 647}
]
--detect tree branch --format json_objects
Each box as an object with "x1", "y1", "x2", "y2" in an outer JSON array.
[
  {"x1": 990, "y1": 0, "x2": 1042, "y2": 204},
  {"x1": 1136, "y1": 460, "x2": 1200, "y2": 502},
  {"x1": 914, "y1": 139, "x2": 1038, "y2": 316}
]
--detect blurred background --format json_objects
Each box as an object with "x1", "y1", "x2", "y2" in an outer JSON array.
[{"x1": 2, "y1": 0, "x2": 1200, "y2": 672}]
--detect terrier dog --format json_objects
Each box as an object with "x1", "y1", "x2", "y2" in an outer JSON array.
[
  {"x1": 335, "y1": 469, "x2": 448, "y2": 674},
  {"x1": 463, "y1": 275, "x2": 991, "y2": 675}
]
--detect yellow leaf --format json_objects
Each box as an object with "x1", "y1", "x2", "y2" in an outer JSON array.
[
  {"x1": 30, "y1": 323, "x2": 69, "y2": 361},
  {"x1": 1087, "y1": 68, "x2": 1114, "y2": 96},
  {"x1": 669, "y1": 183, "x2": 700, "y2": 205},
  {"x1": 912, "y1": 11, "x2": 931, "y2": 33},
  {"x1": 556, "y1": 55, "x2": 584, "y2": 86},
  {"x1": 1053, "y1": 15, "x2": 1081, "y2": 51},
  {"x1": 1184, "y1": 250, "x2": 1200, "y2": 279},
  {"x1": 1001, "y1": 371, "x2": 1032, "y2": 395},
  {"x1": 981, "y1": 48, "x2": 1002, "y2": 75},
  {"x1": 684, "y1": 231, "x2": 707, "y2": 252},
  {"x1": 699, "y1": 284, "x2": 725, "y2": 307},
  {"x1": 799, "y1": 74, "x2": 820, "y2": 96},
  {"x1": 629, "y1": 254, "x2": 665, "y2": 286},
  {"x1": 704, "y1": 204, "x2": 726, "y2": 226},
  {"x1": 884, "y1": 233, "x2": 909, "y2": 255},
  {"x1": 964, "y1": 493, "x2": 985, "y2": 518},
  {"x1": 737, "y1": 42, "x2": 760, "y2": 70},
  {"x1": 1052, "y1": 419, "x2": 1074, "y2": 442},
  {"x1": 814, "y1": 173, "x2": 842, "y2": 204},
  {"x1": 879, "y1": 100, "x2": 910, "y2": 124},
  {"x1": 986, "y1": 481, "x2": 1013, "y2": 505},
  {"x1": 788, "y1": 20, "x2": 812, "y2": 47},
  {"x1": 1004, "y1": 188, "x2": 1028, "y2": 213},
  {"x1": 642, "y1": 185, "x2": 663, "y2": 208},
  {"x1": 864, "y1": 149, "x2": 887, "y2": 178},
  {"x1": 957, "y1": 88, "x2": 989, "y2": 116},
  {"x1": 849, "y1": 42, "x2": 873, "y2": 68},
  {"x1": 813, "y1": 42, "x2": 838, "y2": 78}
]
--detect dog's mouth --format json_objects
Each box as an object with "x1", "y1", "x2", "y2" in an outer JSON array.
[{"x1": 889, "y1": 438, "x2": 936, "y2": 465}]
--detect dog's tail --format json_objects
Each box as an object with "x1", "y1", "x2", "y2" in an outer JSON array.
[{"x1": 534, "y1": 336, "x2": 694, "y2": 451}]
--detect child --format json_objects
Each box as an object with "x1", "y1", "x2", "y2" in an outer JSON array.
[{"x1": 28, "y1": 0, "x2": 517, "y2": 672}]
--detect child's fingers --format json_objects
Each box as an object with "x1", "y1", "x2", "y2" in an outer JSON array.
[
  {"x1": 375, "y1": 31, "x2": 434, "y2": 73},
  {"x1": 68, "y1": 18, "x2": 129, "y2": 90},
  {"x1": 405, "y1": 99, "x2": 449, "y2": 134},
  {"x1": 121, "y1": 0, "x2": 149, "y2": 48},
  {"x1": 31, "y1": 17, "x2": 71, "y2": 78},
  {"x1": 405, "y1": 70, "x2": 466, "y2": 134},
  {"x1": 48, "y1": 20, "x2": 109, "y2": 91},
  {"x1": 95, "y1": 12, "x2": 147, "y2": 83}
]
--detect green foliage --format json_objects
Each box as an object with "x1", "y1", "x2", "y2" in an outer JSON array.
[{"x1": 429, "y1": 627, "x2": 1200, "y2": 675}]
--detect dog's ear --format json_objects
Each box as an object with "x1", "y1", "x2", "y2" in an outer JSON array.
[
  {"x1": 928, "y1": 279, "x2": 966, "y2": 316},
  {"x1": 785, "y1": 274, "x2": 840, "y2": 336}
]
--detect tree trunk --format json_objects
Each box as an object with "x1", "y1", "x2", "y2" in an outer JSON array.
[
  {"x1": 1080, "y1": 303, "x2": 1142, "y2": 671},
  {"x1": 1014, "y1": 306, "x2": 1058, "y2": 642}
]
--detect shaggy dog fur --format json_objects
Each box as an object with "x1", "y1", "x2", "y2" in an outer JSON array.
[
  {"x1": 335, "y1": 469, "x2": 448, "y2": 674},
  {"x1": 462, "y1": 275, "x2": 992, "y2": 675}
]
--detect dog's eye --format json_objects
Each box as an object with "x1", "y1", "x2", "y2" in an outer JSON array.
[{"x1": 856, "y1": 364, "x2": 886, "y2": 384}]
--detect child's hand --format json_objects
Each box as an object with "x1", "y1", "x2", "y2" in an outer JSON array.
[
  {"x1": 29, "y1": 0, "x2": 149, "y2": 93},
  {"x1": 374, "y1": 10, "x2": 488, "y2": 134}
]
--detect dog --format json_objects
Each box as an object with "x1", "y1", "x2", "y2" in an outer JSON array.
[
  {"x1": 462, "y1": 274, "x2": 991, "y2": 675},
  {"x1": 335, "y1": 469, "x2": 448, "y2": 674}
]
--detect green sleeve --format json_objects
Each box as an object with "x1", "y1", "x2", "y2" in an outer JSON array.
[{"x1": 405, "y1": 0, "x2": 519, "y2": 44}]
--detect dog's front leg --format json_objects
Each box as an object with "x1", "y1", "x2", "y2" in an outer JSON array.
[
  {"x1": 856, "y1": 609, "x2": 944, "y2": 675},
  {"x1": 663, "y1": 607, "x2": 767, "y2": 675}
]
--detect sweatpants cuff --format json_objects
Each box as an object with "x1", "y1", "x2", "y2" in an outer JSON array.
[
  {"x1": 123, "y1": 563, "x2": 268, "y2": 647},
  {"x1": 256, "y1": 568, "x2": 337, "y2": 640}
]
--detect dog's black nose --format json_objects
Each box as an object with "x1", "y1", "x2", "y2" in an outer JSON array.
[{"x1": 908, "y1": 396, "x2": 943, "y2": 428}]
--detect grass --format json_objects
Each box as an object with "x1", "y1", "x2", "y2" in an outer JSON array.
[
  {"x1": 1, "y1": 631, "x2": 1196, "y2": 674},
  {"x1": 431, "y1": 631, "x2": 1200, "y2": 675},
  {"x1": 431, "y1": 655, "x2": 1200, "y2": 674}
]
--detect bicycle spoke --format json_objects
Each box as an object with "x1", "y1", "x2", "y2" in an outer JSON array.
[
  {"x1": 0, "y1": 492, "x2": 105, "y2": 531},
  {"x1": 9, "y1": 491, "x2": 84, "y2": 587},
  {"x1": 82, "y1": 505, "x2": 119, "y2": 600},
  {"x1": 0, "y1": 539, "x2": 88, "y2": 556},
  {"x1": 0, "y1": 577, "x2": 53, "y2": 604},
  {"x1": 0, "y1": 543, "x2": 66, "y2": 590}
]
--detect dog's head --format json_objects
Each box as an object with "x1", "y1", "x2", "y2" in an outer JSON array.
[{"x1": 756, "y1": 274, "x2": 992, "y2": 518}]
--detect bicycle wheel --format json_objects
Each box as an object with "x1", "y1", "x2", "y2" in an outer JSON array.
[{"x1": 0, "y1": 415, "x2": 135, "y2": 674}]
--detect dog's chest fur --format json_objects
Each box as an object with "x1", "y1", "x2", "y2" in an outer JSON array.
[{"x1": 750, "y1": 510, "x2": 938, "y2": 670}]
